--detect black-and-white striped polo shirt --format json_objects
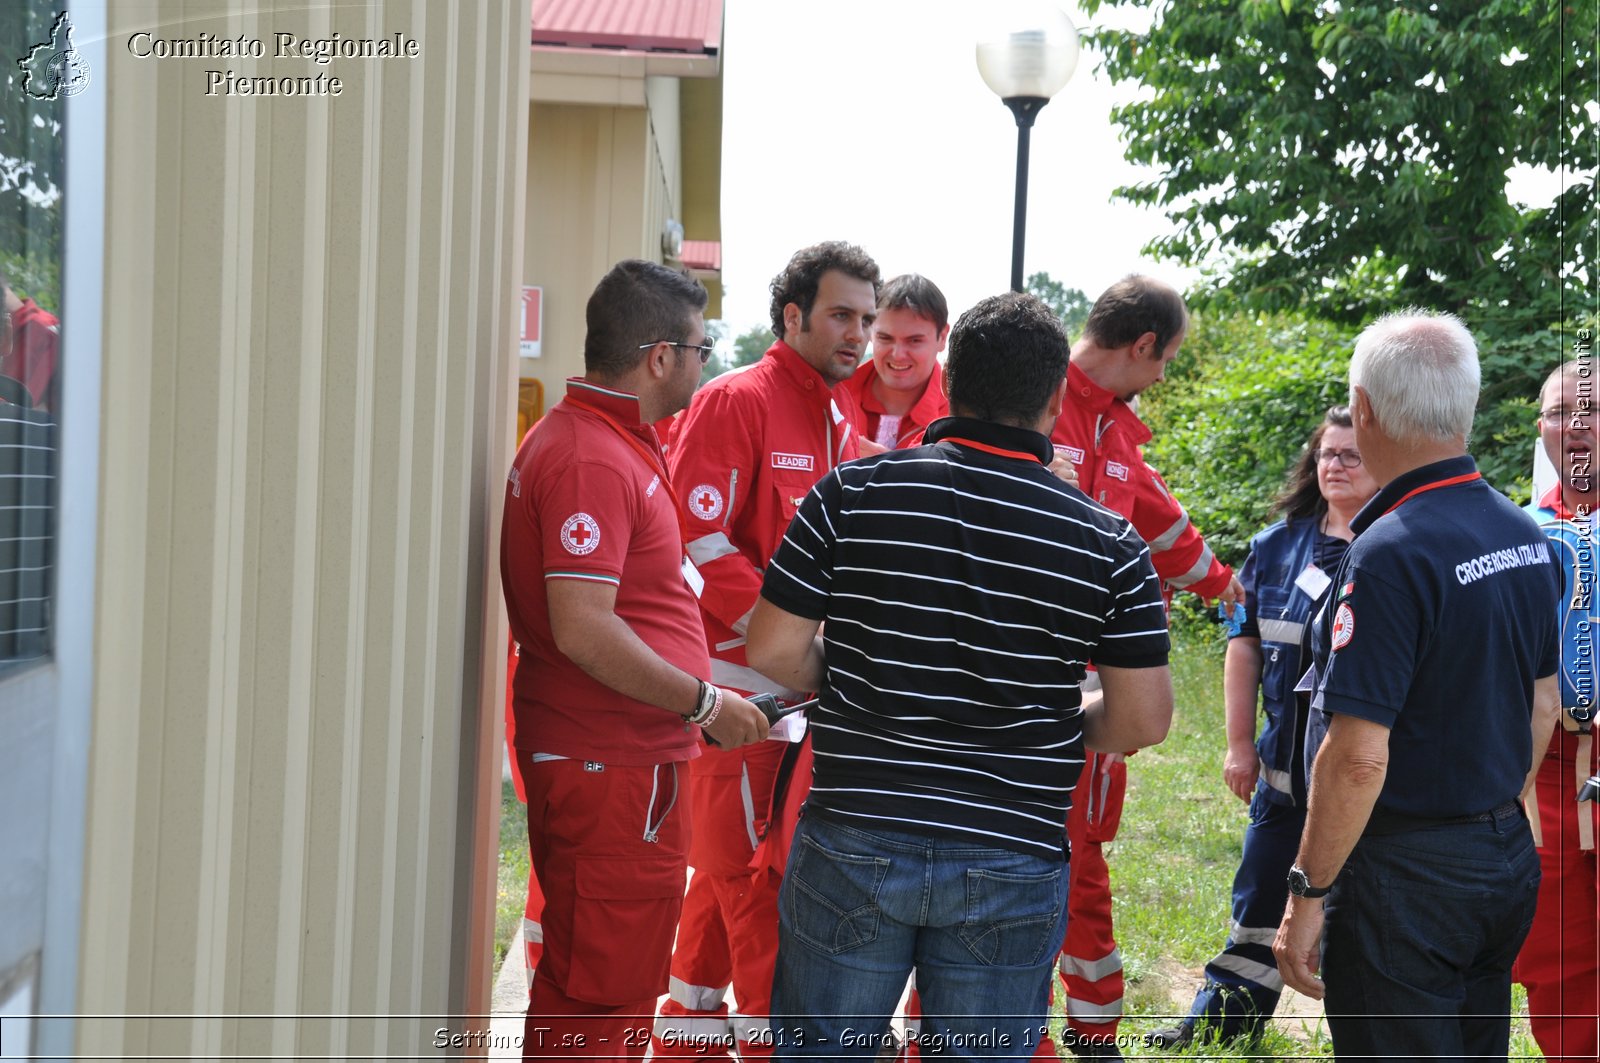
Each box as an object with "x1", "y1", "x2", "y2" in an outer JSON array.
[{"x1": 761, "y1": 415, "x2": 1169, "y2": 858}]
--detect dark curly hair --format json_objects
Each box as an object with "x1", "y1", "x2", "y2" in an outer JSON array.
[
  {"x1": 767, "y1": 241, "x2": 881, "y2": 340},
  {"x1": 945, "y1": 292, "x2": 1070, "y2": 427},
  {"x1": 1273, "y1": 405, "x2": 1354, "y2": 520},
  {"x1": 583, "y1": 259, "x2": 707, "y2": 378}
]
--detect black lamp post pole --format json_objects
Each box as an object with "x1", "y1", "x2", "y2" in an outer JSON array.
[{"x1": 1004, "y1": 96, "x2": 1048, "y2": 293}]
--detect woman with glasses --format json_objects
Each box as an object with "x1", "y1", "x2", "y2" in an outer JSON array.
[{"x1": 1146, "y1": 406, "x2": 1379, "y2": 1051}]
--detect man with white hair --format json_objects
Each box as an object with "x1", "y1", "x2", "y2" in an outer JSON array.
[{"x1": 1273, "y1": 310, "x2": 1562, "y2": 1058}]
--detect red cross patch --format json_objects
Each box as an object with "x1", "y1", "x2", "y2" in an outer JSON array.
[
  {"x1": 560, "y1": 513, "x2": 600, "y2": 556},
  {"x1": 689, "y1": 483, "x2": 724, "y2": 521},
  {"x1": 1331, "y1": 601, "x2": 1354, "y2": 651}
]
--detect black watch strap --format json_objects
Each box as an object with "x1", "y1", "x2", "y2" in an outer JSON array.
[{"x1": 1288, "y1": 864, "x2": 1331, "y2": 899}]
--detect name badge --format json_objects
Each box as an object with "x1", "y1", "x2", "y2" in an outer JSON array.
[
  {"x1": 681, "y1": 555, "x2": 705, "y2": 598},
  {"x1": 1295, "y1": 563, "x2": 1332, "y2": 599}
]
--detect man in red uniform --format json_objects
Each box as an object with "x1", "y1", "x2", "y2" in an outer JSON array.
[
  {"x1": 1049, "y1": 275, "x2": 1242, "y2": 1059},
  {"x1": 0, "y1": 274, "x2": 60, "y2": 411},
  {"x1": 1514, "y1": 359, "x2": 1600, "y2": 1062},
  {"x1": 839, "y1": 273, "x2": 949, "y2": 455},
  {"x1": 500, "y1": 259, "x2": 768, "y2": 1060},
  {"x1": 653, "y1": 241, "x2": 880, "y2": 1061}
]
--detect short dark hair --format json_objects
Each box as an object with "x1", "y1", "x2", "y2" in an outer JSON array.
[
  {"x1": 1083, "y1": 275, "x2": 1188, "y2": 357},
  {"x1": 1274, "y1": 405, "x2": 1354, "y2": 520},
  {"x1": 583, "y1": 259, "x2": 708, "y2": 378},
  {"x1": 767, "y1": 241, "x2": 881, "y2": 340},
  {"x1": 876, "y1": 273, "x2": 948, "y2": 334},
  {"x1": 945, "y1": 293, "x2": 1070, "y2": 427}
]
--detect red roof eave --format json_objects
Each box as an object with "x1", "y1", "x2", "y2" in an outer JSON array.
[
  {"x1": 532, "y1": 0, "x2": 721, "y2": 57},
  {"x1": 681, "y1": 240, "x2": 721, "y2": 272}
]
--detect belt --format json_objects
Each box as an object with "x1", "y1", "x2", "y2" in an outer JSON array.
[{"x1": 1363, "y1": 799, "x2": 1522, "y2": 837}]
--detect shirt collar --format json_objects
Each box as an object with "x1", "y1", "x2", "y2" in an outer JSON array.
[
  {"x1": 768, "y1": 339, "x2": 840, "y2": 405},
  {"x1": 563, "y1": 377, "x2": 645, "y2": 425},
  {"x1": 1538, "y1": 482, "x2": 1595, "y2": 521},
  {"x1": 1353, "y1": 454, "x2": 1478, "y2": 534},
  {"x1": 1067, "y1": 361, "x2": 1152, "y2": 446},
  {"x1": 925, "y1": 416, "x2": 1056, "y2": 464},
  {"x1": 853, "y1": 359, "x2": 946, "y2": 423}
]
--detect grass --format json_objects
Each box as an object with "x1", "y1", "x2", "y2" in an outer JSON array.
[
  {"x1": 491, "y1": 629, "x2": 1546, "y2": 1058},
  {"x1": 495, "y1": 779, "x2": 530, "y2": 970}
]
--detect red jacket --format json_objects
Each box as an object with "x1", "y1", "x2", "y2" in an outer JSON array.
[
  {"x1": 1051, "y1": 361, "x2": 1233, "y2": 599},
  {"x1": 669, "y1": 340, "x2": 860, "y2": 699},
  {"x1": 0, "y1": 298, "x2": 59, "y2": 410},
  {"x1": 837, "y1": 358, "x2": 948, "y2": 450}
]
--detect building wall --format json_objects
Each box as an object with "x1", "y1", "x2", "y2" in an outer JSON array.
[
  {"x1": 78, "y1": 1, "x2": 527, "y2": 1057},
  {"x1": 523, "y1": 85, "x2": 682, "y2": 395}
]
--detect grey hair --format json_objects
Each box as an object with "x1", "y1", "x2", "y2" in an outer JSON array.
[{"x1": 1348, "y1": 309, "x2": 1479, "y2": 443}]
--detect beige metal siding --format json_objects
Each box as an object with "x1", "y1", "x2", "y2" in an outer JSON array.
[{"x1": 81, "y1": 1, "x2": 527, "y2": 1057}]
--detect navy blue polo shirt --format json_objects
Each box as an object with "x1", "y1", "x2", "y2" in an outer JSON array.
[{"x1": 1310, "y1": 455, "x2": 1560, "y2": 818}]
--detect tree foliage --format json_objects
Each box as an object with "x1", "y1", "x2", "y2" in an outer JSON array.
[
  {"x1": 1082, "y1": 0, "x2": 1595, "y2": 329},
  {"x1": 1083, "y1": 0, "x2": 1592, "y2": 512},
  {"x1": 701, "y1": 322, "x2": 770, "y2": 385},
  {"x1": 1025, "y1": 271, "x2": 1092, "y2": 338},
  {"x1": 0, "y1": 6, "x2": 65, "y2": 309},
  {"x1": 1140, "y1": 309, "x2": 1358, "y2": 568}
]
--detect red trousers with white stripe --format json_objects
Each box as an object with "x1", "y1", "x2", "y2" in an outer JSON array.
[
  {"x1": 519, "y1": 754, "x2": 690, "y2": 1061},
  {"x1": 1515, "y1": 729, "x2": 1600, "y2": 1063},
  {"x1": 654, "y1": 741, "x2": 787, "y2": 1061},
  {"x1": 1056, "y1": 752, "x2": 1127, "y2": 1043}
]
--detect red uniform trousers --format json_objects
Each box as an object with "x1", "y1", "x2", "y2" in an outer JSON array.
[
  {"x1": 518, "y1": 753, "x2": 691, "y2": 1061},
  {"x1": 1515, "y1": 728, "x2": 1600, "y2": 1063},
  {"x1": 653, "y1": 740, "x2": 787, "y2": 1061},
  {"x1": 1053, "y1": 752, "x2": 1127, "y2": 1047},
  {"x1": 505, "y1": 642, "x2": 548, "y2": 986}
]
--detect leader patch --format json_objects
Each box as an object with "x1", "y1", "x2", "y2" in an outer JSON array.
[
  {"x1": 689, "y1": 484, "x2": 724, "y2": 521},
  {"x1": 560, "y1": 513, "x2": 601, "y2": 555},
  {"x1": 1331, "y1": 601, "x2": 1354, "y2": 651},
  {"x1": 772, "y1": 452, "x2": 815, "y2": 472}
]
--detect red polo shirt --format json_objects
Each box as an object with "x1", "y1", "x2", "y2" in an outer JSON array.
[{"x1": 501, "y1": 378, "x2": 707, "y2": 765}]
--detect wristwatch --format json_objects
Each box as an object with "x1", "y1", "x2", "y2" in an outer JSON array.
[{"x1": 1287, "y1": 865, "x2": 1331, "y2": 899}]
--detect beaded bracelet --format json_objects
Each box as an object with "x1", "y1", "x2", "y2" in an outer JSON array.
[
  {"x1": 698, "y1": 685, "x2": 724, "y2": 729},
  {"x1": 688, "y1": 678, "x2": 719, "y2": 725}
]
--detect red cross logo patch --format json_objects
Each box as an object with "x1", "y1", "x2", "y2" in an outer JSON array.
[
  {"x1": 1331, "y1": 601, "x2": 1354, "y2": 651},
  {"x1": 689, "y1": 483, "x2": 724, "y2": 521},
  {"x1": 560, "y1": 513, "x2": 600, "y2": 556}
]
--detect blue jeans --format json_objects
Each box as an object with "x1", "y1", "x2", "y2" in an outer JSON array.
[
  {"x1": 770, "y1": 814, "x2": 1069, "y2": 1060},
  {"x1": 1322, "y1": 807, "x2": 1540, "y2": 1060}
]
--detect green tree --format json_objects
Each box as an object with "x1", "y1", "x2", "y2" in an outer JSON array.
[
  {"x1": 1141, "y1": 308, "x2": 1358, "y2": 567},
  {"x1": 700, "y1": 322, "x2": 770, "y2": 385},
  {"x1": 0, "y1": 6, "x2": 66, "y2": 310},
  {"x1": 1025, "y1": 271, "x2": 1092, "y2": 338},
  {"x1": 1082, "y1": 0, "x2": 1594, "y2": 328},
  {"x1": 1083, "y1": 0, "x2": 1594, "y2": 498}
]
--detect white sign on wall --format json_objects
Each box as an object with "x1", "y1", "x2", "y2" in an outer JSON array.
[{"x1": 521, "y1": 286, "x2": 542, "y2": 359}]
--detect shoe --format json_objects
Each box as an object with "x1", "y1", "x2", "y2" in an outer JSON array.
[
  {"x1": 1143, "y1": 1023, "x2": 1195, "y2": 1051},
  {"x1": 1059, "y1": 1028, "x2": 1124, "y2": 1059}
]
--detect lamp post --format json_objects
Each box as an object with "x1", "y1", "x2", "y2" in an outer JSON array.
[{"x1": 976, "y1": 5, "x2": 1080, "y2": 292}]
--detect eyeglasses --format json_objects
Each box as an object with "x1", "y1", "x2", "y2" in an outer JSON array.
[
  {"x1": 639, "y1": 339, "x2": 715, "y2": 364},
  {"x1": 1313, "y1": 448, "x2": 1363, "y2": 468},
  {"x1": 1541, "y1": 408, "x2": 1593, "y2": 427}
]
